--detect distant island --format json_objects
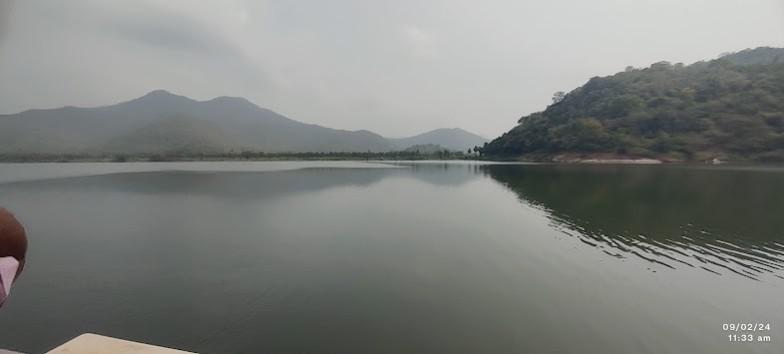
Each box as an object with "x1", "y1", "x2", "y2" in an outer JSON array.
[
  {"x1": 481, "y1": 47, "x2": 784, "y2": 163},
  {"x1": 0, "y1": 90, "x2": 487, "y2": 162}
]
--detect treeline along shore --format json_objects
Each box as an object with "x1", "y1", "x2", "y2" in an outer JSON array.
[{"x1": 0, "y1": 149, "x2": 483, "y2": 163}]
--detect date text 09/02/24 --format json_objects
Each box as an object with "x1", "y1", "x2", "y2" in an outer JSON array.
[{"x1": 723, "y1": 323, "x2": 773, "y2": 343}]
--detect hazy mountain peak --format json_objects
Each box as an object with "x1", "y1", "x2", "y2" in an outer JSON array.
[
  {"x1": 123, "y1": 89, "x2": 195, "y2": 107},
  {"x1": 434, "y1": 127, "x2": 486, "y2": 138},
  {"x1": 206, "y1": 95, "x2": 260, "y2": 109},
  {"x1": 139, "y1": 89, "x2": 186, "y2": 100},
  {"x1": 417, "y1": 127, "x2": 487, "y2": 140},
  {"x1": 146, "y1": 89, "x2": 175, "y2": 96},
  {"x1": 391, "y1": 127, "x2": 488, "y2": 151}
]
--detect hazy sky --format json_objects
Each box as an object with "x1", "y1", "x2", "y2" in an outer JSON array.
[{"x1": 1, "y1": 0, "x2": 782, "y2": 138}]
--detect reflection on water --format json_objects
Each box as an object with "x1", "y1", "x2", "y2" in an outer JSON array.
[
  {"x1": 0, "y1": 162, "x2": 782, "y2": 354},
  {"x1": 483, "y1": 164, "x2": 784, "y2": 281},
  {"x1": 2, "y1": 168, "x2": 391, "y2": 200}
]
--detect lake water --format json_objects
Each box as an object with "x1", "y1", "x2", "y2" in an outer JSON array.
[{"x1": 0, "y1": 162, "x2": 782, "y2": 353}]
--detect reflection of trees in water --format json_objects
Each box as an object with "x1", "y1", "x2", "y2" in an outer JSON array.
[
  {"x1": 483, "y1": 164, "x2": 784, "y2": 281},
  {"x1": 396, "y1": 162, "x2": 484, "y2": 186},
  {"x1": 0, "y1": 168, "x2": 395, "y2": 201},
  {"x1": 0, "y1": 163, "x2": 485, "y2": 200}
]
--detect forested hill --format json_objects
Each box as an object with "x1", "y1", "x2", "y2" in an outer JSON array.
[{"x1": 482, "y1": 47, "x2": 784, "y2": 162}]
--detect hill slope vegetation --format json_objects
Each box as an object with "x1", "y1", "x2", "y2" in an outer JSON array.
[{"x1": 482, "y1": 47, "x2": 784, "y2": 162}]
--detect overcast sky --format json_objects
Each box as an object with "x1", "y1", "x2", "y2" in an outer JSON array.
[{"x1": 1, "y1": 0, "x2": 782, "y2": 138}]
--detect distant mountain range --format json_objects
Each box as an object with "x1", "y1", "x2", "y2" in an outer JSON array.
[
  {"x1": 390, "y1": 128, "x2": 488, "y2": 152},
  {"x1": 483, "y1": 47, "x2": 784, "y2": 162},
  {"x1": 0, "y1": 90, "x2": 487, "y2": 156}
]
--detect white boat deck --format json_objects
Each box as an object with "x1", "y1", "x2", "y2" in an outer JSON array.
[{"x1": 46, "y1": 334, "x2": 193, "y2": 354}]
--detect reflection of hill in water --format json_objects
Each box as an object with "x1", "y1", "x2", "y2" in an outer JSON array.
[
  {"x1": 0, "y1": 168, "x2": 394, "y2": 201},
  {"x1": 484, "y1": 164, "x2": 784, "y2": 281},
  {"x1": 395, "y1": 162, "x2": 484, "y2": 187},
  {"x1": 0, "y1": 163, "x2": 483, "y2": 201}
]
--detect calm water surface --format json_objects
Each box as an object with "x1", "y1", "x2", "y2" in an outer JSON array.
[{"x1": 0, "y1": 162, "x2": 782, "y2": 353}]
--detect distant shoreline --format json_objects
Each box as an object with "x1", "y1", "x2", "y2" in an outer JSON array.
[
  {"x1": 0, "y1": 154, "x2": 479, "y2": 164},
  {"x1": 0, "y1": 156, "x2": 757, "y2": 165},
  {"x1": 478, "y1": 154, "x2": 768, "y2": 165},
  {"x1": 0, "y1": 150, "x2": 768, "y2": 165}
]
